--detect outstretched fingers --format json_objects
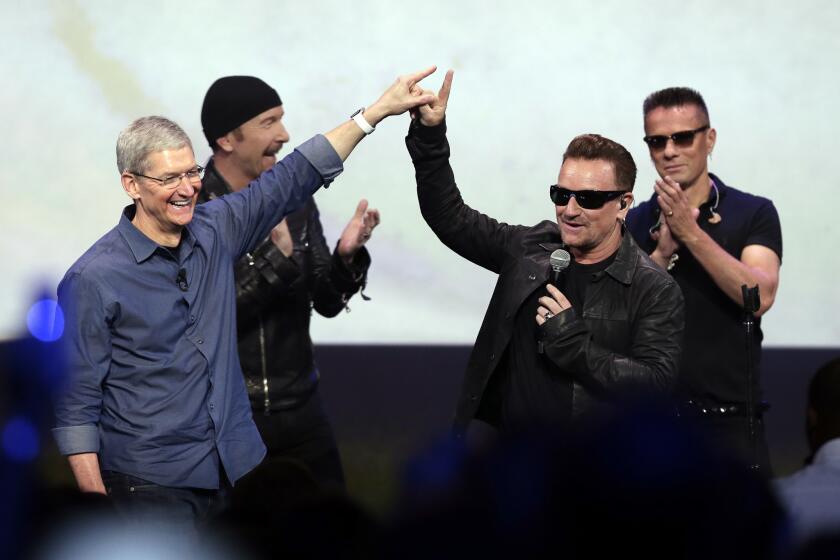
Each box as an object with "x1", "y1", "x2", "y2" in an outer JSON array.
[
  {"x1": 406, "y1": 65, "x2": 437, "y2": 88},
  {"x1": 353, "y1": 198, "x2": 369, "y2": 218},
  {"x1": 438, "y1": 69, "x2": 454, "y2": 105}
]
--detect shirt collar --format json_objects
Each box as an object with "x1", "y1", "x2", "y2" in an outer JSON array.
[
  {"x1": 117, "y1": 205, "x2": 198, "y2": 263},
  {"x1": 602, "y1": 225, "x2": 635, "y2": 285}
]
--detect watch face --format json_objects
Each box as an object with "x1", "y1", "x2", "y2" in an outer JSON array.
[{"x1": 350, "y1": 108, "x2": 364, "y2": 118}]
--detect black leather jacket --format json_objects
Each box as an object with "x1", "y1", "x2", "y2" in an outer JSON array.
[
  {"x1": 405, "y1": 120, "x2": 685, "y2": 434},
  {"x1": 198, "y1": 159, "x2": 370, "y2": 412}
]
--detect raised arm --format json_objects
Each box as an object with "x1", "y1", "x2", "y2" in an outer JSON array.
[
  {"x1": 212, "y1": 67, "x2": 438, "y2": 260},
  {"x1": 405, "y1": 71, "x2": 527, "y2": 273},
  {"x1": 324, "y1": 67, "x2": 438, "y2": 160}
]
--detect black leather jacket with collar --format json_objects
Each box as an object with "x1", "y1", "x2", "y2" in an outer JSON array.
[
  {"x1": 405, "y1": 120, "x2": 685, "y2": 434},
  {"x1": 197, "y1": 158, "x2": 370, "y2": 411}
]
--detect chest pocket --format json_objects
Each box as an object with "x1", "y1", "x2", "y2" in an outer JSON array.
[{"x1": 581, "y1": 283, "x2": 631, "y2": 354}]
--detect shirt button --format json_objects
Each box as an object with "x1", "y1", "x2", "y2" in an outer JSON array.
[
  {"x1": 490, "y1": 353, "x2": 495, "y2": 360},
  {"x1": 189, "y1": 315, "x2": 196, "y2": 323},
  {"x1": 209, "y1": 403, "x2": 215, "y2": 410},
  {"x1": 197, "y1": 338, "x2": 204, "y2": 344},
  {"x1": 528, "y1": 273, "x2": 537, "y2": 281}
]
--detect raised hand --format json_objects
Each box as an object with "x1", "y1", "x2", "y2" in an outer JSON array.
[
  {"x1": 338, "y1": 199, "x2": 381, "y2": 263},
  {"x1": 411, "y1": 69, "x2": 454, "y2": 127},
  {"x1": 365, "y1": 67, "x2": 439, "y2": 124},
  {"x1": 654, "y1": 176, "x2": 701, "y2": 243},
  {"x1": 651, "y1": 219, "x2": 679, "y2": 259}
]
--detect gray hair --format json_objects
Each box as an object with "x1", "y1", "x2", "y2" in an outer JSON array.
[{"x1": 116, "y1": 116, "x2": 193, "y2": 174}]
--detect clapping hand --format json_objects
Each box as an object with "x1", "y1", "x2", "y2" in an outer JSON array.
[{"x1": 338, "y1": 199, "x2": 380, "y2": 263}]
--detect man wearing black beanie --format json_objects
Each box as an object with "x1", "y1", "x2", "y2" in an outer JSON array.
[{"x1": 198, "y1": 75, "x2": 378, "y2": 489}]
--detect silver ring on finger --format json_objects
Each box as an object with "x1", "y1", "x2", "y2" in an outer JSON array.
[{"x1": 544, "y1": 311, "x2": 553, "y2": 320}]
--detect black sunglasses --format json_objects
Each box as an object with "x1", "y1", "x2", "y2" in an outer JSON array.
[
  {"x1": 549, "y1": 185, "x2": 626, "y2": 209},
  {"x1": 643, "y1": 125, "x2": 710, "y2": 151}
]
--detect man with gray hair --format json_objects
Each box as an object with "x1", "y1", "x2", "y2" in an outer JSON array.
[{"x1": 52, "y1": 67, "x2": 439, "y2": 526}]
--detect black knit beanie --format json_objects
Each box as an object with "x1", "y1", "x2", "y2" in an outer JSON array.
[{"x1": 201, "y1": 76, "x2": 282, "y2": 148}]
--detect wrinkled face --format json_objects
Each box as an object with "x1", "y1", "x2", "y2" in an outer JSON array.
[
  {"x1": 124, "y1": 146, "x2": 201, "y2": 239},
  {"x1": 644, "y1": 104, "x2": 716, "y2": 190},
  {"x1": 555, "y1": 158, "x2": 631, "y2": 260},
  {"x1": 227, "y1": 105, "x2": 289, "y2": 181}
]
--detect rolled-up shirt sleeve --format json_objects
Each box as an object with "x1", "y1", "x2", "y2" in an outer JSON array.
[
  {"x1": 52, "y1": 271, "x2": 113, "y2": 455},
  {"x1": 296, "y1": 134, "x2": 343, "y2": 187},
  {"x1": 210, "y1": 134, "x2": 345, "y2": 260}
]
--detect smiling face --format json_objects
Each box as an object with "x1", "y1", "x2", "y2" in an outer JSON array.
[
  {"x1": 644, "y1": 103, "x2": 716, "y2": 191},
  {"x1": 121, "y1": 146, "x2": 201, "y2": 246},
  {"x1": 225, "y1": 105, "x2": 289, "y2": 182},
  {"x1": 555, "y1": 158, "x2": 632, "y2": 263}
]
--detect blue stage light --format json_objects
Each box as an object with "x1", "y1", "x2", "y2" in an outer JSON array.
[
  {"x1": 2, "y1": 416, "x2": 40, "y2": 462},
  {"x1": 26, "y1": 299, "x2": 64, "y2": 342}
]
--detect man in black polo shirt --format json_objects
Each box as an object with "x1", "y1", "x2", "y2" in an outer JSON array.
[
  {"x1": 406, "y1": 72, "x2": 684, "y2": 437},
  {"x1": 626, "y1": 87, "x2": 782, "y2": 471}
]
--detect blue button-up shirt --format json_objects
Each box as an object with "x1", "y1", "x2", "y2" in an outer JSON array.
[{"x1": 52, "y1": 135, "x2": 342, "y2": 489}]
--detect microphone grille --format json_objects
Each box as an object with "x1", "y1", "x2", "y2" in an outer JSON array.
[{"x1": 550, "y1": 249, "x2": 571, "y2": 272}]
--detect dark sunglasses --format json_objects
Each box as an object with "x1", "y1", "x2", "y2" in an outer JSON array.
[
  {"x1": 643, "y1": 125, "x2": 709, "y2": 151},
  {"x1": 549, "y1": 185, "x2": 627, "y2": 209}
]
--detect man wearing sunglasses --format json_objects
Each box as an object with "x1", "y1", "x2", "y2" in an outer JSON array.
[
  {"x1": 625, "y1": 87, "x2": 782, "y2": 471},
  {"x1": 52, "y1": 67, "x2": 439, "y2": 527},
  {"x1": 405, "y1": 72, "x2": 684, "y2": 437}
]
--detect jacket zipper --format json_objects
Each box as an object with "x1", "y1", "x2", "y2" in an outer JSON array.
[
  {"x1": 246, "y1": 249, "x2": 271, "y2": 415},
  {"x1": 259, "y1": 314, "x2": 270, "y2": 414}
]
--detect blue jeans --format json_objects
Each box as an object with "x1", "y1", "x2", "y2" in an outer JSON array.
[{"x1": 102, "y1": 470, "x2": 230, "y2": 532}]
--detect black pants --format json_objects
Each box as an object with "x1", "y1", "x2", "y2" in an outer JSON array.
[
  {"x1": 693, "y1": 415, "x2": 773, "y2": 475},
  {"x1": 102, "y1": 470, "x2": 230, "y2": 532},
  {"x1": 252, "y1": 390, "x2": 345, "y2": 489}
]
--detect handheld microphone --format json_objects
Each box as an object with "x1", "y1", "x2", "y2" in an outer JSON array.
[
  {"x1": 549, "y1": 249, "x2": 571, "y2": 287},
  {"x1": 176, "y1": 268, "x2": 189, "y2": 292}
]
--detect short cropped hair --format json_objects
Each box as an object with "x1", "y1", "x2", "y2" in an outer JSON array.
[
  {"x1": 809, "y1": 357, "x2": 840, "y2": 433},
  {"x1": 116, "y1": 116, "x2": 193, "y2": 174},
  {"x1": 562, "y1": 134, "x2": 637, "y2": 192},
  {"x1": 643, "y1": 87, "x2": 710, "y2": 122}
]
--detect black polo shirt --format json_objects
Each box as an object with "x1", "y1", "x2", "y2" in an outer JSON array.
[{"x1": 625, "y1": 174, "x2": 782, "y2": 405}]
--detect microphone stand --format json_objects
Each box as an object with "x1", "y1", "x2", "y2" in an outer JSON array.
[{"x1": 741, "y1": 284, "x2": 761, "y2": 471}]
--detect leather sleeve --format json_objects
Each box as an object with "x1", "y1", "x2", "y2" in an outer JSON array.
[
  {"x1": 306, "y1": 202, "x2": 371, "y2": 318},
  {"x1": 539, "y1": 273, "x2": 685, "y2": 396},
  {"x1": 405, "y1": 119, "x2": 527, "y2": 274},
  {"x1": 234, "y1": 237, "x2": 302, "y2": 325}
]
